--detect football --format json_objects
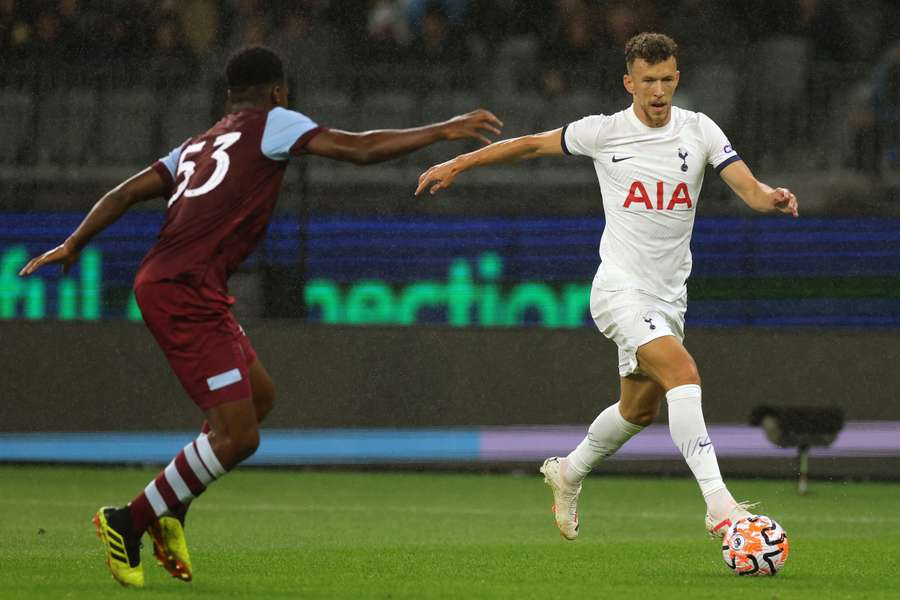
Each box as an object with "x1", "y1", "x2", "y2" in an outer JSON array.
[{"x1": 722, "y1": 515, "x2": 790, "y2": 576}]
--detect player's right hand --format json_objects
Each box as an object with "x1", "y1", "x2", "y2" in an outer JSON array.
[
  {"x1": 18, "y1": 241, "x2": 80, "y2": 276},
  {"x1": 416, "y1": 159, "x2": 461, "y2": 196}
]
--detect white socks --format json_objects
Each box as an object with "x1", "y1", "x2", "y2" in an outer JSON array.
[
  {"x1": 565, "y1": 402, "x2": 644, "y2": 485},
  {"x1": 666, "y1": 384, "x2": 735, "y2": 513},
  {"x1": 562, "y1": 384, "x2": 737, "y2": 517}
]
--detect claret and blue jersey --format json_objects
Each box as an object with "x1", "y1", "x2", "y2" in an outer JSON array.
[{"x1": 137, "y1": 107, "x2": 324, "y2": 294}]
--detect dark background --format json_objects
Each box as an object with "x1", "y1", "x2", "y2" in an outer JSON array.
[
  {"x1": 2, "y1": 2, "x2": 899, "y2": 481},
  {"x1": 1, "y1": 0, "x2": 897, "y2": 214}
]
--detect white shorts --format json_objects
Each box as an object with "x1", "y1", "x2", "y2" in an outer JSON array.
[{"x1": 590, "y1": 287, "x2": 687, "y2": 377}]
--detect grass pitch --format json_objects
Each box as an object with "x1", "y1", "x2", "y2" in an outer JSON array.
[{"x1": 1, "y1": 466, "x2": 898, "y2": 599}]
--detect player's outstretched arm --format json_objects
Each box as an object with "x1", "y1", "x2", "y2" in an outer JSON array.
[
  {"x1": 18, "y1": 167, "x2": 168, "y2": 277},
  {"x1": 304, "y1": 109, "x2": 503, "y2": 165},
  {"x1": 415, "y1": 128, "x2": 564, "y2": 196},
  {"x1": 719, "y1": 160, "x2": 799, "y2": 217}
]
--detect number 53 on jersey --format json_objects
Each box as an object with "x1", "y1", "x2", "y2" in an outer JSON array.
[{"x1": 168, "y1": 132, "x2": 242, "y2": 207}]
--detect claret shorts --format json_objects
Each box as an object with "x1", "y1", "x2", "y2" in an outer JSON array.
[{"x1": 134, "y1": 280, "x2": 257, "y2": 410}]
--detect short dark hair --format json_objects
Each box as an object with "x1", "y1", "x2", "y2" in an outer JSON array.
[
  {"x1": 625, "y1": 33, "x2": 678, "y2": 71},
  {"x1": 225, "y1": 46, "x2": 284, "y2": 90}
]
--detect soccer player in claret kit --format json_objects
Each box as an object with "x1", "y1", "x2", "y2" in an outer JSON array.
[
  {"x1": 417, "y1": 33, "x2": 798, "y2": 541},
  {"x1": 18, "y1": 46, "x2": 502, "y2": 588}
]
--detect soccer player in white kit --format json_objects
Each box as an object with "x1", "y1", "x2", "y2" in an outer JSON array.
[{"x1": 415, "y1": 33, "x2": 798, "y2": 540}]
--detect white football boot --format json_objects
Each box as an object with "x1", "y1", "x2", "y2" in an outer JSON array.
[
  {"x1": 705, "y1": 501, "x2": 757, "y2": 538},
  {"x1": 540, "y1": 457, "x2": 581, "y2": 540}
]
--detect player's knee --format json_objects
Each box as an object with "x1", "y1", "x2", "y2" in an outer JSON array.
[
  {"x1": 634, "y1": 406, "x2": 660, "y2": 427},
  {"x1": 669, "y1": 360, "x2": 700, "y2": 387},
  {"x1": 221, "y1": 427, "x2": 260, "y2": 465},
  {"x1": 620, "y1": 403, "x2": 659, "y2": 427},
  {"x1": 238, "y1": 427, "x2": 260, "y2": 458},
  {"x1": 682, "y1": 362, "x2": 701, "y2": 385}
]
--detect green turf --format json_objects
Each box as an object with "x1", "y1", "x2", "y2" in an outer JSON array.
[{"x1": 1, "y1": 466, "x2": 897, "y2": 599}]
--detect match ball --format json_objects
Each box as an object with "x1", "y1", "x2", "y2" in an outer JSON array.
[{"x1": 722, "y1": 515, "x2": 789, "y2": 576}]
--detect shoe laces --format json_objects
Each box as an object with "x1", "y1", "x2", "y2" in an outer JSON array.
[{"x1": 558, "y1": 481, "x2": 581, "y2": 517}]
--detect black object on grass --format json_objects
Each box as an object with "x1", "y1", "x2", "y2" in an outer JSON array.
[{"x1": 750, "y1": 406, "x2": 845, "y2": 494}]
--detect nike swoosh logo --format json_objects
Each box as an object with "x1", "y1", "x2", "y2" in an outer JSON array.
[
  {"x1": 699, "y1": 441, "x2": 712, "y2": 447},
  {"x1": 611, "y1": 155, "x2": 634, "y2": 163}
]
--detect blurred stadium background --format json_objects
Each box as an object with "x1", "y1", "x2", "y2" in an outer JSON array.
[{"x1": 2, "y1": 0, "x2": 900, "y2": 480}]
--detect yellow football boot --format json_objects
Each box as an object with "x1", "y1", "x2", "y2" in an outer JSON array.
[
  {"x1": 92, "y1": 506, "x2": 144, "y2": 588},
  {"x1": 148, "y1": 516, "x2": 193, "y2": 582}
]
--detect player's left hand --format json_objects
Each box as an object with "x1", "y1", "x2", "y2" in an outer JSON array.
[
  {"x1": 441, "y1": 109, "x2": 503, "y2": 146},
  {"x1": 416, "y1": 159, "x2": 461, "y2": 196},
  {"x1": 18, "y1": 241, "x2": 80, "y2": 276},
  {"x1": 772, "y1": 187, "x2": 798, "y2": 218}
]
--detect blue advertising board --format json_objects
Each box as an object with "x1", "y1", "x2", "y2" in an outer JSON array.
[{"x1": 2, "y1": 212, "x2": 900, "y2": 327}]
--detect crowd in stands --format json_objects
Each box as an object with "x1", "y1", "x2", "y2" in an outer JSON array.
[
  {"x1": 2, "y1": 1, "x2": 895, "y2": 90},
  {"x1": 0, "y1": 0, "x2": 897, "y2": 175}
]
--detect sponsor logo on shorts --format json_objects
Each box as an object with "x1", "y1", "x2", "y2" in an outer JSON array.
[{"x1": 207, "y1": 368, "x2": 242, "y2": 391}]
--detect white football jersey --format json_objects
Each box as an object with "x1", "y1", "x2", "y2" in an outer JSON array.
[{"x1": 563, "y1": 104, "x2": 740, "y2": 301}]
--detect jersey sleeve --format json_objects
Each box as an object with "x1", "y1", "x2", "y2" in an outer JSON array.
[
  {"x1": 152, "y1": 143, "x2": 184, "y2": 193},
  {"x1": 261, "y1": 107, "x2": 326, "y2": 161},
  {"x1": 561, "y1": 115, "x2": 609, "y2": 158},
  {"x1": 698, "y1": 113, "x2": 741, "y2": 174}
]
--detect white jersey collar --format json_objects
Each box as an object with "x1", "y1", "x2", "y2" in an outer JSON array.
[{"x1": 626, "y1": 103, "x2": 675, "y2": 133}]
